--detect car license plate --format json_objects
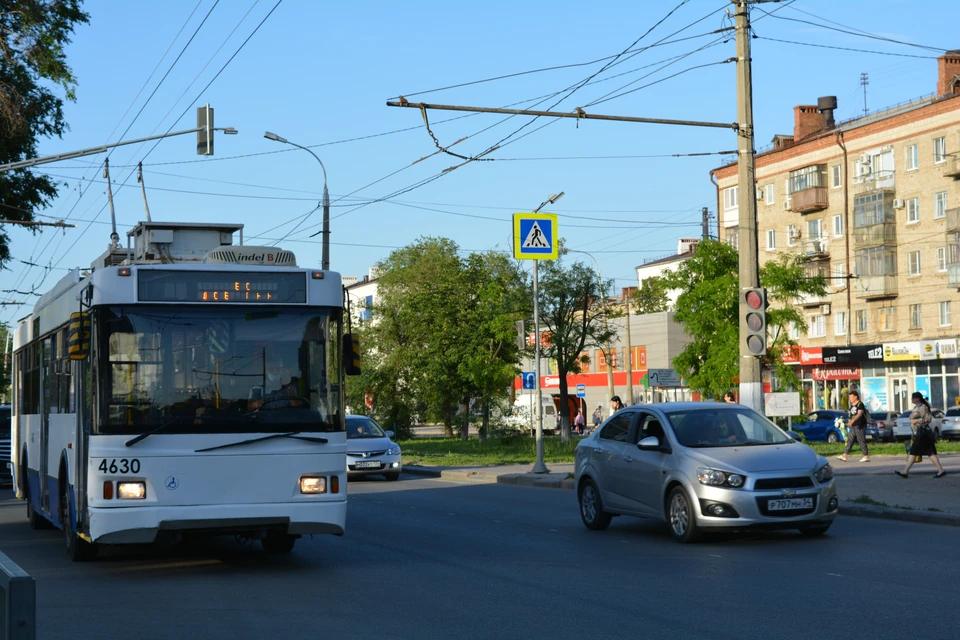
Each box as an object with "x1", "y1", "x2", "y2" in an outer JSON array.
[
  {"x1": 767, "y1": 497, "x2": 813, "y2": 511},
  {"x1": 355, "y1": 461, "x2": 382, "y2": 469}
]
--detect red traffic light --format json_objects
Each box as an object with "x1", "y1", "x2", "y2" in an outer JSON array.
[{"x1": 745, "y1": 289, "x2": 764, "y2": 310}]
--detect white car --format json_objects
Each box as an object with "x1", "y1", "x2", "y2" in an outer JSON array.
[
  {"x1": 346, "y1": 415, "x2": 402, "y2": 481},
  {"x1": 892, "y1": 408, "x2": 945, "y2": 441},
  {"x1": 942, "y1": 407, "x2": 960, "y2": 440}
]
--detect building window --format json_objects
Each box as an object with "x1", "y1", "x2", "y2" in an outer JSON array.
[
  {"x1": 765, "y1": 184, "x2": 774, "y2": 205},
  {"x1": 789, "y1": 321, "x2": 799, "y2": 340},
  {"x1": 786, "y1": 225, "x2": 798, "y2": 247},
  {"x1": 830, "y1": 164, "x2": 842, "y2": 188},
  {"x1": 766, "y1": 229, "x2": 776, "y2": 250},
  {"x1": 908, "y1": 250, "x2": 921, "y2": 276},
  {"x1": 833, "y1": 214, "x2": 844, "y2": 237},
  {"x1": 937, "y1": 247, "x2": 948, "y2": 272},
  {"x1": 808, "y1": 315, "x2": 826, "y2": 338},
  {"x1": 934, "y1": 137, "x2": 947, "y2": 164},
  {"x1": 724, "y1": 186, "x2": 738, "y2": 210},
  {"x1": 834, "y1": 311, "x2": 847, "y2": 336},
  {"x1": 854, "y1": 191, "x2": 894, "y2": 227},
  {"x1": 941, "y1": 301, "x2": 952, "y2": 327},
  {"x1": 726, "y1": 226, "x2": 739, "y2": 249},
  {"x1": 910, "y1": 304, "x2": 922, "y2": 329},
  {"x1": 807, "y1": 218, "x2": 823, "y2": 241},
  {"x1": 907, "y1": 197, "x2": 920, "y2": 224},
  {"x1": 906, "y1": 144, "x2": 919, "y2": 171},
  {"x1": 856, "y1": 309, "x2": 867, "y2": 333},
  {"x1": 788, "y1": 164, "x2": 827, "y2": 194},
  {"x1": 833, "y1": 262, "x2": 846, "y2": 287},
  {"x1": 879, "y1": 307, "x2": 897, "y2": 332},
  {"x1": 935, "y1": 191, "x2": 947, "y2": 219},
  {"x1": 855, "y1": 246, "x2": 897, "y2": 278}
]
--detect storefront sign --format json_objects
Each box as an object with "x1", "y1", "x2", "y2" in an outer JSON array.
[
  {"x1": 937, "y1": 339, "x2": 958, "y2": 359},
  {"x1": 821, "y1": 345, "x2": 883, "y2": 364},
  {"x1": 883, "y1": 341, "x2": 921, "y2": 362},
  {"x1": 915, "y1": 375, "x2": 931, "y2": 401},
  {"x1": 920, "y1": 341, "x2": 937, "y2": 361},
  {"x1": 811, "y1": 365, "x2": 861, "y2": 381},
  {"x1": 861, "y1": 377, "x2": 888, "y2": 412},
  {"x1": 799, "y1": 347, "x2": 823, "y2": 365},
  {"x1": 764, "y1": 392, "x2": 801, "y2": 417}
]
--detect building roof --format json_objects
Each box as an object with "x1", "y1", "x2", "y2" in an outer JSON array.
[{"x1": 635, "y1": 249, "x2": 695, "y2": 271}]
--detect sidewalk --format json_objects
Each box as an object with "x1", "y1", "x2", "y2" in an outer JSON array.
[{"x1": 403, "y1": 453, "x2": 960, "y2": 526}]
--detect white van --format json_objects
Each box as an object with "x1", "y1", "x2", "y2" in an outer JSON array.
[{"x1": 509, "y1": 395, "x2": 558, "y2": 434}]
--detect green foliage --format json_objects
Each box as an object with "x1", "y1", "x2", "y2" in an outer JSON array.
[
  {"x1": 537, "y1": 245, "x2": 617, "y2": 441},
  {"x1": 661, "y1": 240, "x2": 827, "y2": 398},
  {"x1": 399, "y1": 436, "x2": 578, "y2": 466},
  {"x1": 631, "y1": 276, "x2": 669, "y2": 314},
  {"x1": 0, "y1": 0, "x2": 89, "y2": 268}
]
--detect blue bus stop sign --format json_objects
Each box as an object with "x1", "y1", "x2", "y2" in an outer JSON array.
[{"x1": 576, "y1": 384, "x2": 586, "y2": 398}]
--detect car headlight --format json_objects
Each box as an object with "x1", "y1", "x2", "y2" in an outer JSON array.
[
  {"x1": 299, "y1": 476, "x2": 327, "y2": 494},
  {"x1": 117, "y1": 481, "x2": 146, "y2": 500},
  {"x1": 697, "y1": 467, "x2": 745, "y2": 488},
  {"x1": 814, "y1": 463, "x2": 833, "y2": 484},
  {"x1": 387, "y1": 445, "x2": 400, "y2": 456}
]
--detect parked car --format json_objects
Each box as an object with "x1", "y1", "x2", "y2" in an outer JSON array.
[
  {"x1": 575, "y1": 403, "x2": 838, "y2": 543},
  {"x1": 869, "y1": 411, "x2": 899, "y2": 443},
  {"x1": 942, "y1": 407, "x2": 960, "y2": 440},
  {"x1": 792, "y1": 410, "x2": 878, "y2": 443},
  {"x1": 893, "y1": 408, "x2": 945, "y2": 441},
  {"x1": 345, "y1": 415, "x2": 402, "y2": 481}
]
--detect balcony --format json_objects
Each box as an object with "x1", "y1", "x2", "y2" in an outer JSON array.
[
  {"x1": 946, "y1": 207, "x2": 960, "y2": 234},
  {"x1": 940, "y1": 154, "x2": 960, "y2": 180},
  {"x1": 790, "y1": 186, "x2": 829, "y2": 214},
  {"x1": 855, "y1": 274, "x2": 898, "y2": 299},
  {"x1": 948, "y1": 244, "x2": 960, "y2": 288},
  {"x1": 853, "y1": 221, "x2": 896, "y2": 246},
  {"x1": 795, "y1": 291, "x2": 831, "y2": 307},
  {"x1": 854, "y1": 170, "x2": 895, "y2": 195},
  {"x1": 801, "y1": 236, "x2": 829, "y2": 258}
]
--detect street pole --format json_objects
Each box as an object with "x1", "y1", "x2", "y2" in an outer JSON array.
[
  {"x1": 624, "y1": 293, "x2": 633, "y2": 405},
  {"x1": 263, "y1": 132, "x2": 330, "y2": 270},
  {"x1": 568, "y1": 249, "x2": 615, "y2": 406},
  {"x1": 735, "y1": 0, "x2": 763, "y2": 413}
]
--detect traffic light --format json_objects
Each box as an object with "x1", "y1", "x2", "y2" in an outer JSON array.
[
  {"x1": 742, "y1": 287, "x2": 767, "y2": 357},
  {"x1": 342, "y1": 333, "x2": 361, "y2": 375},
  {"x1": 197, "y1": 105, "x2": 214, "y2": 155}
]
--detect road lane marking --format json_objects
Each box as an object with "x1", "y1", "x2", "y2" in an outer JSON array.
[
  {"x1": 549, "y1": 529, "x2": 558, "y2": 532},
  {"x1": 709, "y1": 554, "x2": 723, "y2": 558},
  {"x1": 827, "y1": 573, "x2": 843, "y2": 577}
]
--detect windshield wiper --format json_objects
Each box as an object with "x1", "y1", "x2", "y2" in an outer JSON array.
[
  {"x1": 195, "y1": 431, "x2": 329, "y2": 453},
  {"x1": 125, "y1": 417, "x2": 188, "y2": 447}
]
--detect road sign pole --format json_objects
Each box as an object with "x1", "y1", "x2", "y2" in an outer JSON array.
[{"x1": 532, "y1": 258, "x2": 549, "y2": 473}]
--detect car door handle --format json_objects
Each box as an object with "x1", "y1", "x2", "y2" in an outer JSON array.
[{"x1": 623, "y1": 456, "x2": 633, "y2": 463}]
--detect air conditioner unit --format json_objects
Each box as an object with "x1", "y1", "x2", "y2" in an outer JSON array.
[
  {"x1": 756, "y1": 187, "x2": 764, "y2": 200},
  {"x1": 789, "y1": 228, "x2": 801, "y2": 241},
  {"x1": 858, "y1": 153, "x2": 871, "y2": 165},
  {"x1": 894, "y1": 198, "x2": 905, "y2": 209},
  {"x1": 820, "y1": 303, "x2": 832, "y2": 315},
  {"x1": 782, "y1": 200, "x2": 791, "y2": 210}
]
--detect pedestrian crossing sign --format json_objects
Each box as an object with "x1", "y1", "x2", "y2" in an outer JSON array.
[{"x1": 513, "y1": 213, "x2": 558, "y2": 260}]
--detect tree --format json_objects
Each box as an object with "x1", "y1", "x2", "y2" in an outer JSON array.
[
  {"x1": 0, "y1": 0, "x2": 89, "y2": 267},
  {"x1": 537, "y1": 247, "x2": 617, "y2": 442},
  {"x1": 631, "y1": 276, "x2": 669, "y2": 314},
  {"x1": 660, "y1": 240, "x2": 827, "y2": 399}
]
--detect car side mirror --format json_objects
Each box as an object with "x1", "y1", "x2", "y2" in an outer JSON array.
[
  {"x1": 637, "y1": 436, "x2": 663, "y2": 451},
  {"x1": 385, "y1": 430, "x2": 395, "y2": 439}
]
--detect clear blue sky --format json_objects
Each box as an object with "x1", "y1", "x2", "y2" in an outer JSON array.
[{"x1": 2, "y1": 0, "x2": 955, "y2": 324}]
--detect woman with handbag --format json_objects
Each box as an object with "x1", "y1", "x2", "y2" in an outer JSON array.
[{"x1": 895, "y1": 392, "x2": 946, "y2": 478}]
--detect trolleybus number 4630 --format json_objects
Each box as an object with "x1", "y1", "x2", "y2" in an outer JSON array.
[{"x1": 97, "y1": 459, "x2": 141, "y2": 474}]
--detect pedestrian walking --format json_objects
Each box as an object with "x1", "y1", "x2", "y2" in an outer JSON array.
[
  {"x1": 592, "y1": 405, "x2": 603, "y2": 429},
  {"x1": 895, "y1": 392, "x2": 947, "y2": 479},
  {"x1": 723, "y1": 392, "x2": 736, "y2": 404},
  {"x1": 610, "y1": 395, "x2": 625, "y2": 414},
  {"x1": 836, "y1": 389, "x2": 870, "y2": 462},
  {"x1": 574, "y1": 409, "x2": 586, "y2": 435}
]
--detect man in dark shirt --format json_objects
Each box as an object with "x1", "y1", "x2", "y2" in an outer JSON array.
[{"x1": 837, "y1": 390, "x2": 869, "y2": 462}]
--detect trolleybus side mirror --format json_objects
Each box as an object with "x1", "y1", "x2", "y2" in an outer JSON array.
[
  {"x1": 67, "y1": 311, "x2": 91, "y2": 360},
  {"x1": 342, "y1": 333, "x2": 361, "y2": 376}
]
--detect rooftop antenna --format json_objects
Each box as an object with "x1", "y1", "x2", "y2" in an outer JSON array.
[
  {"x1": 860, "y1": 72, "x2": 869, "y2": 116},
  {"x1": 137, "y1": 162, "x2": 152, "y2": 222},
  {"x1": 104, "y1": 157, "x2": 119, "y2": 249}
]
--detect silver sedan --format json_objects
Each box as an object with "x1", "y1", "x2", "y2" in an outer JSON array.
[
  {"x1": 575, "y1": 402, "x2": 838, "y2": 542},
  {"x1": 346, "y1": 415, "x2": 402, "y2": 481}
]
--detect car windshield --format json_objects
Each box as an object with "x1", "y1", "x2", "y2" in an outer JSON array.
[
  {"x1": 665, "y1": 407, "x2": 793, "y2": 448},
  {"x1": 347, "y1": 417, "x2": 386, "y2": 439},
  {"x1": 97, "y1": 306, "x2": 344, "y2": 434},
  {"x1": 947, "y1": 408, "x2": 960, "y2": 417}
]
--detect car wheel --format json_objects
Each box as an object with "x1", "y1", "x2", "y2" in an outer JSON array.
[
  {"x1": 385, "y1": 472, "x2": 401, "y2": 482},
  {"x1": 827, "y1": 432, "x2": 840, "y2": 444},
  {"x1": 60, "y1": 479, "x2": 97, "y2": 561},
  {"x1": 261, "y1": 532, "x2": 297, "y2": 553},
  {"x1": 798, "y1": 524, "x2": 831, "y2": 537},
  {"x1": 934, "y1": 429, "x2": 941, "y2": 442},
  {"x1": 578, "y1": 479, "x2": 612, "y2": 531},
  {"x1": 667, "y1": 486, "x2": 700, "y2": 543}
]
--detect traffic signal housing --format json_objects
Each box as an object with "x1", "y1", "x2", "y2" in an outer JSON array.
[{"x1": 742, "y1": 287, "x2": 767, "y2": 357}]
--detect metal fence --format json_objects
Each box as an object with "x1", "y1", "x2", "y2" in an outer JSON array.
[{"x1": 0, "y1": 551, "x2": 34, "y2": 640}]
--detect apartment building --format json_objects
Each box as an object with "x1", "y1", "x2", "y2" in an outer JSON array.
[{"x1": 712, "y1": 51, "x2": 960, "y2": 414}]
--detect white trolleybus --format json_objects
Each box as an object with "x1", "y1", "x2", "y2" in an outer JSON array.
[{"x1": 9, "y1": 221, "x2": 360, "y2": 560}]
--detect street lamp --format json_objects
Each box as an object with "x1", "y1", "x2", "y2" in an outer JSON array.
[
  {"x1": 529, "y1": 191, "x2": 564, "y2": 475},
  {"x1": 263, "y1": 131, "x2": 331, "y2": 270}
]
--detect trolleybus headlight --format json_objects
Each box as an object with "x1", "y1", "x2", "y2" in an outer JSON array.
[
  {"x1": 117, "y1": 482, "x2": 146, "y2": 500},
  {"x1": 299, "y1": 476, "x2": 327, "y2": 494}
]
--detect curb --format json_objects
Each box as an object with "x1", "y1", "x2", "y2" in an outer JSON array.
[
  {"x1": 496, "y1": 474, "x2": 575, "y2": 490},
  {"x1": 839, "y1": 503, "x2": 960, "y2": 527},
  {"x1": 402, "y1": 466, "x2": 499, "y2": 483}
]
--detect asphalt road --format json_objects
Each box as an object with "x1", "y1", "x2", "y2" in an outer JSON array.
[{"x1": 0, "y1": 477, "x2": 954, "y2": 640}]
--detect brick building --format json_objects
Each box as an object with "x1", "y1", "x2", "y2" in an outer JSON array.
[{"x1": 712, "y1": 52, "x2": 960, "y2": 415}]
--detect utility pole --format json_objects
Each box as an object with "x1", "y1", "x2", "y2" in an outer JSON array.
[
  {"x1": 701, "y1": 207, "x2": 710, "y2": 240},
  {"x1": 624, "y1": 292, "x2": 634, "y2": 405},
  {"x1": 860, "y1": 72, "x2": 869, "y2": 116},
  {"x1": 734, "y1": 0, "x2": 763, "y2": 412}
]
